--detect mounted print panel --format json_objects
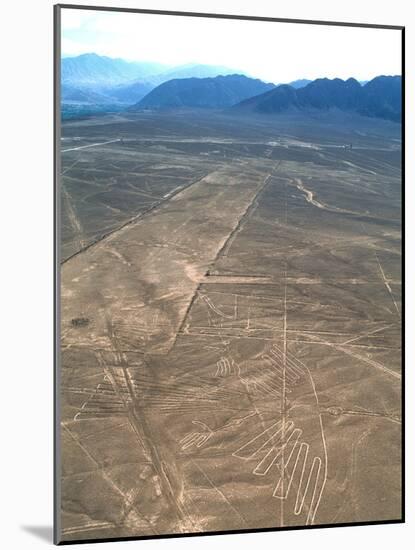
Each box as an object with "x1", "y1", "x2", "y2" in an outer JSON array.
[{"x1": 54, "y1": 5, "x2": 403, "y2": 544}]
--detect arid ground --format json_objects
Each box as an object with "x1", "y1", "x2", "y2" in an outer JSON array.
[{"x1": 58, "y1": 111, "x2": 401, "y2": 542}]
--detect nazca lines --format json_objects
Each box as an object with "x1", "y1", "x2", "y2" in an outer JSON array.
[
  {"x1": 73, "y1": 369, "x2": 132, "y2": 421},
  {"x1": 233, "y1": 419, "x2": 324, "y2": 524},
  {"x1": 183, "y1": 343, "x2": 327, "y2": 525},
  {"x1": 73, "y1": 370, "x2": 249, "y2": 420},
  {"x1": 201, "y1": 294, "x2": 235, "y2": 320},
  {"x1": 180, "y1": 421, "x2": 214, "y2": 450},
  {"x1": 215, "y1": 344, "x2": 302, "y2": 398},
  {"x1": 228, "y1": 345, "x2": 325, "y2": 524},
  {"x1": 179, "y1": 412, "x2": 257, "y2": 451},
  {"x1": 73, "y1": 352, "x2": 253, "y2": 421},
  {"x1": 215, "y1": 357, "x2": 239, "y2": 377}
]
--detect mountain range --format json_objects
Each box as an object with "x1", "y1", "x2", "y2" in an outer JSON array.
[
  {"x1": 60, "y1": 54, "x2": 401, "y2": 123},
  {"x1": 231, "y1": 76, "x2": 401, "y2": 122},
  {"x1": 130, "y1": 75, "x2": 275, "y2": 110},
  {"x1": 61, "y1": 53, "x2": 242, "y2": 105},
  {"x1": 61, "y1": 53, "x2": 168, "y2": 88}
]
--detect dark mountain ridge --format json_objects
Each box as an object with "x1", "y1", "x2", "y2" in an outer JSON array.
[
  {"x1": 130, "y1": 74, "x2": 275, "y2": 110},
  {"x1": 60, "y1": 54, "x2": 400, "y2": 123},
  {"x1": 231, "y1": 76, "x2": 401, "y2": 122}
]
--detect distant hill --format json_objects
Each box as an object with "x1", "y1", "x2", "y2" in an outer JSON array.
[
  {"x1": 154, "y1": 63, "x2": 241, "y2": 82},
  {"x1": 61, "y1": 85, "x2": 115, "y2": 104},
  {"x1": 360, "y1": 76, "x2": 402, "y2": 121},
  {"x1": 61, "y1": 54, "x2": 241, "y2": 90},
  {"x1": 130, "y1": 74, "x2": 275, "y2": 110},
  {"x1": 104, "y1": 80, "x2": 155, "y2": 104},
  {"x1": 281, "y1": 78, "x2": 368, "y2": 89},
  {"x1": 106, "y1": 64, "x2": 241, "y2": 104},
  {"x1": 61, "y1": 53, "x2": 168, "y2": 88},
  {"x1": 231, "y1": 76, "x2": 401, "y2": 122},
  {"x1": 288, "y1": 79, "x2": 312, "y2": 89},
  {"x1": 61, "y1": 54, "x2": 247, "y2": 107}
]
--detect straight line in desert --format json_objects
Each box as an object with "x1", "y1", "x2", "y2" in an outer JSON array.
[
  {"x1": 61, "y1": 163, "x2": 278, "y2": 356},
  {"x1": 172, "y1": 163, "x2": 281, "y2": 346},
  {"x1": 305, "y1": 333, "x2": 401, "y2": 380},
  {"x1": 61, "y1": 171, "x2": 211, "y2": 264},
  {"x1": 373, "y1": 251, "x2": 401, "y2": 319},
  {"x1": 61, "y1": 139, "x2": 121, "y2": 152}
]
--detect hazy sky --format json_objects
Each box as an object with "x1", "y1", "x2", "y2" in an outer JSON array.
[{"x1": 61, "y1": 8, "x2": 402, "y2": 83}]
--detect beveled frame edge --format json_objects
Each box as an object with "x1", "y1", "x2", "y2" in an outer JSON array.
[
  {"x1": 54, "y1": 3, "x2": 62, "y2": 546},
  {"x1": 53, "y1": 4, "x2": 405, "y2": 545}
]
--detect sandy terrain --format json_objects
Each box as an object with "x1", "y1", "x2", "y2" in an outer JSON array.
[{"x1": 58, "y1": 111, "x2": 401, "y2": 542}]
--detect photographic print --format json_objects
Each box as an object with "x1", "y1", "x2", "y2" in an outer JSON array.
[{"x1": 55, "y1": 5, "x2": 403, "y2": 544}]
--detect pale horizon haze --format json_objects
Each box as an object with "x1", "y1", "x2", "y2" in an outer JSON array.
[{"x1": 61, "y1": 8, "x2": 402, "y2": 84}]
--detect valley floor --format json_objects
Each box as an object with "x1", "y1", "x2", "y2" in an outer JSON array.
[{"x1": 58, "y1": 111, "x2": 402, "y2": 542}]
